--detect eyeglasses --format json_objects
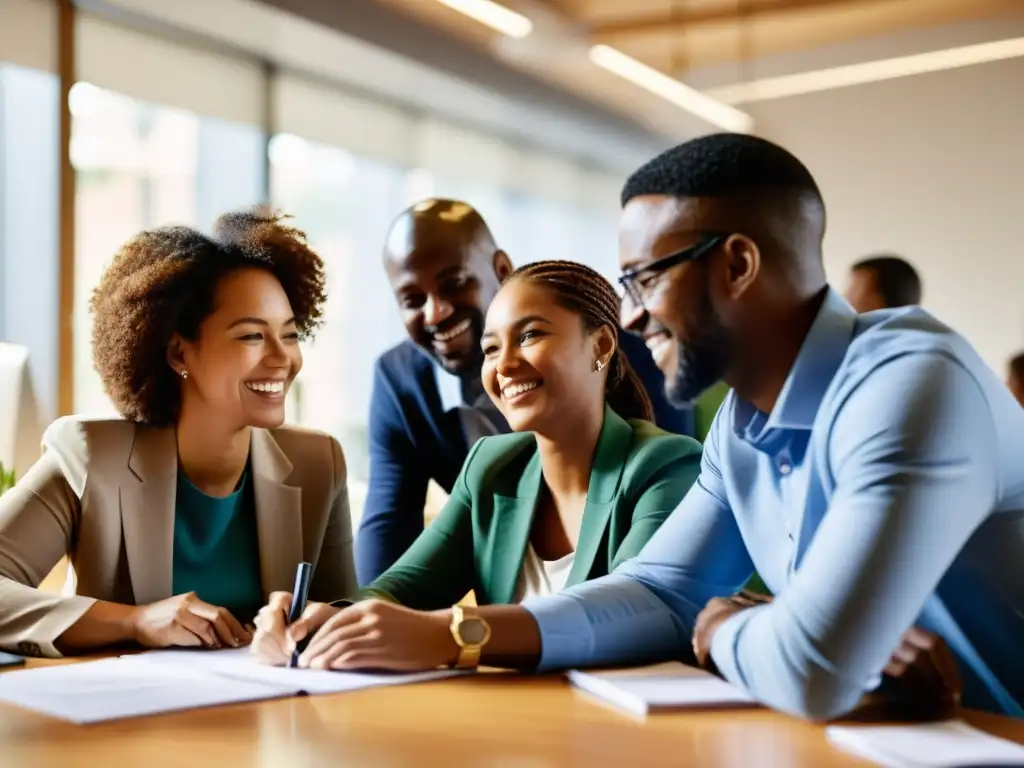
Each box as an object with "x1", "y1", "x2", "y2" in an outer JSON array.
[{"x1": 617, "y1": 234, "x2": 726, "y2": 308}]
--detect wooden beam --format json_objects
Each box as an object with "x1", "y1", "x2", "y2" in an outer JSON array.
[
  {"x1": 591, "y1": 0, "x2": 851, "y2": 38},
  {"x1": 57, "y1": 0, "x2": 76, "y2": 417}
]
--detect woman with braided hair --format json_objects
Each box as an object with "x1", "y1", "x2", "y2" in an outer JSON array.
[{"x1": 252, "y1": 260, "x2": 702, "y2": 672}]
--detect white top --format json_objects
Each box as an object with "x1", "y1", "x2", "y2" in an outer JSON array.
[{"x1": 515, "y1": 545, "x2": 575, "y2": 602}]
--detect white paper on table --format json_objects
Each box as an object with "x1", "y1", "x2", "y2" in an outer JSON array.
[
  {"x1": 0, "y1": 657, "x2": 296, "y2": 724},
  {"x1": 126, "y1": 646, "x2": 468, "y2": 695},
  {"x1": 826, "y1": 720, "x2": 1024, "y2": 767},
  {"x1": 567, "y1": 661, "x2": 757, "y2": 717}
]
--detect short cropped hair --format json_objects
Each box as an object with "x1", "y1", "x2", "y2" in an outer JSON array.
[
  {"x1": 852, "y1": 255, "x2": 922, "y2": 308},
  {"x1": 90, "y1": 208, "x2": 327, "y2": 426},
  {"x1": 621, "y1": 132, "x2": 823, "y2": 207}
]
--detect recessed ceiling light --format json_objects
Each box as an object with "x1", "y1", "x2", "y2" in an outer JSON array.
[
  {"x1": 589, "y1": 45, "x2": 754, "y2": 133},
  {"x1": 436, "y1": 0, "x2": 533, "y2": 39},
  {"x1": 707, "y1": 36, "x2": 1024, "y2": 104}
]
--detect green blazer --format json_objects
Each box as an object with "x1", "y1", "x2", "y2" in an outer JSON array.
[{"x1": 362, "y1": 406, "x2": 702, "y2": 609}]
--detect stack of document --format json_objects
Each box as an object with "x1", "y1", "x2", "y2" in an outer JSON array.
[
  {"x1": 826, "y1": 720, "x2": 1024, "y2": 767},
  {"x1": 0, "y1": 648, "x2": 463, "y2": 724},
  {"x1": 566, "y1": 661, "x2": 757, "y2": 717}
]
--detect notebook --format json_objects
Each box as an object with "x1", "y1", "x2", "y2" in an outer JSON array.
[
  {"x1": 566, "y1": 661, "x2": 757, "y2": 717},
  {"x1": 826, "y1": 720, "x2": 1024, "y2": 767},
  {"x1": 131, "y1": 646, "x2": 467, "y2": 695},
  {"x1": 0, "y1": 657, "x2": 295, "y2": 724},
  {"x1": 0, "y1": 648, "x2": 465, "y2": 724}
]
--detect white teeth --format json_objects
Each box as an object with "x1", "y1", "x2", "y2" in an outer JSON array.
[
  {"x1": 646, "y1": 337, "x2": 671, "y2": 355},
  {"x1": 246, "y1": 381, "x2": 284, "y2": 394},
  {"x1": 501, "y1": 381, "x2": 540, "y2": 399},
  {"x1": 434, "y1": 318, "x2": 472, "y2": 342}
]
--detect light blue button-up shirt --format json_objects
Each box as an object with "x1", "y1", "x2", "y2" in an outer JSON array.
[{"x1": 524, "y1": 289, "x2": 1024, "y2": 720}]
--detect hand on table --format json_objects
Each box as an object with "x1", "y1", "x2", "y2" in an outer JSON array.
[
  {"x1": 295, "y1": 599, "x2": 456, "y2": 672},
  {"x1": 872, "y1": 627, "x2": 962, "y2": 719},
  {"x1": 250, "y1": 591, "x2": 340, "y2": 666},
  {"x1": 130, "y1": 592, "x2": 252, "y2": 650}
]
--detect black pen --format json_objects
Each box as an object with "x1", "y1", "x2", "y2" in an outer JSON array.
[{"x1": 287, "y1": 561, "x2": 312, "y2": 668}]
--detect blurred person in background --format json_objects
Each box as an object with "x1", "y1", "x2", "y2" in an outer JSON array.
[
  {"x1": 1007, "y1": 351, "x2": 1024, "y2": 407},
  {"x1": 844, "y1": 254, "x2": 922, "y2": 312},
  {"x1": 0, "y1": 209, "x2": 356, "y2": 658},
  {"x1": 354, "y1": 198, "x2": 695, "y2": 585},
  {"x1": 251, "y1": 260, "x2": 702, "y2": 668}
]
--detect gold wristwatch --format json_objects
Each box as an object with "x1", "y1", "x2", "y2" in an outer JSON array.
[{"x1": 448, "y1": 605, "x2": 491, "y2": 669}]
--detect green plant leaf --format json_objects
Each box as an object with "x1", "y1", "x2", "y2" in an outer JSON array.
[{"x1": 0, "y1": 462, "x2": 15, "y2": 496}]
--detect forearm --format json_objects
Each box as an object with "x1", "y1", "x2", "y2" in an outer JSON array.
[
  {"x1": 522, "y1": 574, "x2": 689, "y2": 672},
  {"x1": 471, "y1": 605, "x2": 542, "y2": 671},
  {"x1": 54, "y1": 600, "x2": 138, "y2": 653}
]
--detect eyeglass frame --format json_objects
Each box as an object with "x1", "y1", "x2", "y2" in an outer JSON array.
[{"x1": 617, "y1": 234, "x2": 727, "y2": 308}]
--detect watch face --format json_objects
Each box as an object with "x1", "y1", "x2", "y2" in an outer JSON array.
[{"x1": 458, "y1": 618, "x2": 488, "y2": 645}]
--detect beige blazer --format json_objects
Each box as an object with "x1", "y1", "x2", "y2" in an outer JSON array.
[{"x1": 0, "y1": 416, "x2": 356, "y2": 657}]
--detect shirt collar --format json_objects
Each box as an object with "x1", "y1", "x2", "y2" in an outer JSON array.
[
  {"x1": 434, "y1": 362, "x2": 466, "y2": 412},
  {"x1": 433, "y1": 362, "x2": 490, "y2": 412},
  {"x1": 733, "y1": 287, "x2": 857, "y2": 438}
]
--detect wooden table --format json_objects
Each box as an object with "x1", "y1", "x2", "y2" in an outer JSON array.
[{"x1": 2, "y1": 658, "x2": 1022, "y2": 767}]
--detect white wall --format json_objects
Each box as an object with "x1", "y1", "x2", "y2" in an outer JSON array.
[{"x1": 749, "y1": 55, "x2": 1024, "y2": 374}]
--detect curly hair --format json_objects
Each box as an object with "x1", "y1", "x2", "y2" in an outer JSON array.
[
  {"x1": 506, "y1": 260, "x2": 653, "y2": 422},
  {"x1": 90, "y1": 207, "x2": 327, "y2": 427}
]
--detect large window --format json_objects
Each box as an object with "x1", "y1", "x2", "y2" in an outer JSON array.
[
  {"x1": 269, "y1": 135, "x2": 409, "y2": 486},
  {"x1": 0, "y1": 0, "x2": 60, "y2": 428},
  {"x1": 71, "y1": 83, "x2": 265, "y2": 415}
]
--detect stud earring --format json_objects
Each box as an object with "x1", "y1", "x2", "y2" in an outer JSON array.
[
  {"x1": 180, "y1": 370, "x2": 188, "y2": 380},
  {"x1": 595, "y1": 359, "x2": 606, "y2": 372}
]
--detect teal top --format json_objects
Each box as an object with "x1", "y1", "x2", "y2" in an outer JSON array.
[{"x1": 171, "y1": 464, "x2": 263, "y2": 624}]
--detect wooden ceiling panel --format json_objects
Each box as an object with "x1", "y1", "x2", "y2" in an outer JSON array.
[
  {"x1": 371, "y1": 0, "x2": 1023, "y2": 139},
  {"x1": 576, "y1": 0, "x2": 1021, "y2": 71}
]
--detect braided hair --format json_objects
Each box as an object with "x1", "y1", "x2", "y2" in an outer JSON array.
[{"x1": 506, "y1": 260, "x2": 654, "y2": 422}]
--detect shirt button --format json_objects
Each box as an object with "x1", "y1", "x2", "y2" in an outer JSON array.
[{"x1": 778, "y1": 461, "x2": 792, "y2": 475}]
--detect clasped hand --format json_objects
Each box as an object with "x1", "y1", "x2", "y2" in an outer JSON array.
[
  {"x1": 251, "y1": 593, "x2": 456, "y2": 671},
  {"x1": 692, "y1": 593, "x2": 962, "y2": 718}
]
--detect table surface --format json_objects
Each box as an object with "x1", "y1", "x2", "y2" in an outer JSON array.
[{"x1": 2, "y1": 656, "x2": 1022, "y2": 768}]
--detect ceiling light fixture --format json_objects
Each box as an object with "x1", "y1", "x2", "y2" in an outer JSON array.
[
  {"x1": 589, "y1": 45, "x2": 754, "y2": 133},
  {"x1": 436, "y1": 0, "x2": 533, "y2": 39},
  {"x1": 707, "y1": 36, "x2": 1024, "y2": 104}
]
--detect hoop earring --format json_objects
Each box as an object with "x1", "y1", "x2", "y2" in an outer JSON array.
[{"x1": 180, "y1": 370, "x2": 188, "y2": 380}]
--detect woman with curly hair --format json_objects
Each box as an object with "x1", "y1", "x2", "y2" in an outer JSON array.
[{"x1": 0, "y1": 208, "x2": 356, "y2": 658}]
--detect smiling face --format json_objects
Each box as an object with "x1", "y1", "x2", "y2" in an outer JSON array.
[
  {"x1": 385, "y1": 209, "x2": 511, "y2": 376},
  {"x1": 618, "y1": 195, "x2": 736, "y2": 407},
  {"x1": 481, "y1": 279, "x2": 613, "y2": 434},
  {"x1": 169, "y1": 267, "x2": 302, "y2": 430}
]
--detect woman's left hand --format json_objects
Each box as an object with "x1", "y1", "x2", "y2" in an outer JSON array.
[{"x1": 297, "y1": 599, "x2": 457, "y2": 672}]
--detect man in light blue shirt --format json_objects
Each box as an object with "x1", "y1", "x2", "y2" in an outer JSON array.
[
  {"x1": 263, "y1": 134, "x2": 1022, "y2": 722},
  {"x1": 520, "y1": 133, "x2": 1024, "y2": 719}
]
